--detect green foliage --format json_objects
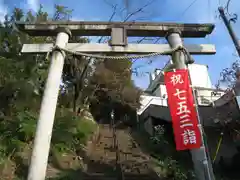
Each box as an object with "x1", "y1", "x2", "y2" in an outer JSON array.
[
  {"x1": 52, "y1": 109, "x2": 97, "y2": 153},
  {"x1": 53, "y1": 5, "x2": 73, "y2": 21},
  {"x1": 0, "y1": 2, "x2": 142, "y2": 178},
  {"x1": 90, "y1": 59, "x2": 142, "y2": 109},
  {"x1": 17, "y1": 111, "x2": 37, "y2": 142},
  {"x1": 150, "y1": 125, "x2": 169, "y2": 145},
  {"x1": 154, "y1": 157, "x2": 195, "y2": 180},
  {"x1": 136, "y1": 124, "x2": 195, "y2": 180},
  {"x1": 150, "y1": 128, "x2": 196, "y2": 180},
  {"x1": 0, "y1": 4, "x2": 99, "y2": 179},
  {"x1": 0, "y1": 111, "x2": 36, "y2": 161},
  {"x1": 87, "y1": 59, "x2": 142, "y2": 124},
  {"x1": 0, "y1": 107, "x2": 96, "y2": 178}
]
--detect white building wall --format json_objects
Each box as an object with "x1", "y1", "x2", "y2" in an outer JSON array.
[
  {"x1": 188, "y1": 64, "x2": 212, "y2": 89},
  {"x1": 152, "y1": 86, "x2": 160, "y2": 96},
  {"x1": 160, "y1": 84, "x2": 167, "y2": 98},
  {"x1": 138, "y1": 95, "x2": 168, "y2": 115},
  {"x1": 151, "y1": 64, "x2": 213, "y2": 100},
  {"x1": 152, "y1": 84, "x2": 168, "y2": 98},
  {"x1": 196, "y1": 89, "x2": 225, "y2": 106}
]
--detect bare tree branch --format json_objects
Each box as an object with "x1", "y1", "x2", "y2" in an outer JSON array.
[
  {"x1": 225, "y1": 0, "x2": 232, "y2": 15},
  {"x1": 95, "y1": 0, "x2": 162, "y2": 79},
  {"x1": 97, "y1": 4, "x2": 117, "y2": 43},
  {"x1": 123, "y1": 0, "x2": 156, "y2": 22},
  {"x1": 223, "y1": 0, "x2": 238, "y2": 21}
]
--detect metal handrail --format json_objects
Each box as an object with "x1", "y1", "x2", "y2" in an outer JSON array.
[
  {"x1": 138, "y1": 96, "x2": 167, "y2": 114},
  {"x1": 111, "y1": 116, "x2": 125, "y2": 180},
  {"x1": 138, "y1": 98, "x2": 155, "y2": 114},
  {"x1": 138, "y1": 93, "x2": 223, "y2": 114}
]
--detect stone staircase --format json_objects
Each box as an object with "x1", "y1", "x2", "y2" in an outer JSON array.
[
  {"x1": 117, "y1": 128, "x2": 152, "y2": 174},
  {"x1": 82, "y1": 173, "x2": 159, "y2": 180},
  {"x1": 85, "y1": 124, "x2": 160, "y2": 180},
  {"x1": 86, "y1": 124, "x2": 116, "y2": 174}
]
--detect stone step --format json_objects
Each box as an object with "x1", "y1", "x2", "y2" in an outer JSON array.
[
  {"x1": 82, "y1": 173, "x2": 160, "y2": 180},
  {"x1": 86, "y1": 125, "x2": 159, "y2": 179}
]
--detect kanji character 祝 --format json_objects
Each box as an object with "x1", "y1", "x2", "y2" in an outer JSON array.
[
  {"x1": 176, "y1": 101, "x2": 190, "y2": 115},
  {"x1": 170, "y1": 74, "x2": 184, "y2": 86},
  {"x1": 182, "y1": 129, "x2": 197, "y2": 145},
  {"x1": 174, "y1": 89, "x2": 186, "y2": 100}
]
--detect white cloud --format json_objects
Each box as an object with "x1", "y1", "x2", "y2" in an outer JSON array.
[
  {"x1": 0, "y1": 1, "x2": 7, "y2": 23},
  {"x1": 27, "y1": 0, "x2": 39, "y2": 12},
  {"x1": 71, "y1": 16, "x2": 84, "y2": 21}
]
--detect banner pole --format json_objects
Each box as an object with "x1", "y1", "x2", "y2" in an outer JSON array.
[
  {"x1": 187, "y1": 66, "x2": 215, "y2": 180},
  {"x1": 166, "y1": 28, "x2": 214, "y2": 180}
]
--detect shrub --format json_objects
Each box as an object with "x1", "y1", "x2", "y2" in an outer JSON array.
[
  {"x1": 0, "y1": 107, "x2": 97, "y2": 179},
  {"x1": 52, "y1": 109, "x2": 97, "y2": 153}
]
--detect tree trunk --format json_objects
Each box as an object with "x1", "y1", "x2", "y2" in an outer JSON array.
[{"x1": 73, "y1": 83, "x2": 79, "y2": 113}]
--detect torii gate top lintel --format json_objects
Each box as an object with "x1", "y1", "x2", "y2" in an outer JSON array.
[{"x1": 15, "y1": 21, "x2": 215, "y2": 37}]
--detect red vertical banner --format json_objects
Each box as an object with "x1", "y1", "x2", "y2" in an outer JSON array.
[{"x1": 164, "y1": 69, "x2": 202, "y2": 150}]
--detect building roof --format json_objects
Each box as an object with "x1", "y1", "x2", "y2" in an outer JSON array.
[
  {"x1": 146, "y1": 62, "x2": 211, "y2": 93},
  {"x1": 145, "y1": 60, "x2": 173, "y2": 92}
]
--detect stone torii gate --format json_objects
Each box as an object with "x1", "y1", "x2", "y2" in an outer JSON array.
[{"x1": 16, "y1": 21, "x2": 216, "y2": 180}]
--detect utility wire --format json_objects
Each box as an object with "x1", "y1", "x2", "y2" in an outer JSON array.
[
  {"x1": 208, "y1": 0, "x2": 211, "y2": 21},
  {"x1": 177, "y1": 0, "x2": 199, "y2": 20}
]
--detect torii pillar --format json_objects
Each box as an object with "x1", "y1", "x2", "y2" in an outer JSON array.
[{"x1": 166, "y1": 29, "x2": 215, "y2": 180}]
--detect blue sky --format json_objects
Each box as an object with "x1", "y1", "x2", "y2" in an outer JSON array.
[{"x1": 1, "y1": 0, "x2": 240, "y2": 89}]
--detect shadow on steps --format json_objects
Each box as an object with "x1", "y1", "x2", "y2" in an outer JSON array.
[{"x1": 49, "y1": 171, "x2": 163, "y2": 180}]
